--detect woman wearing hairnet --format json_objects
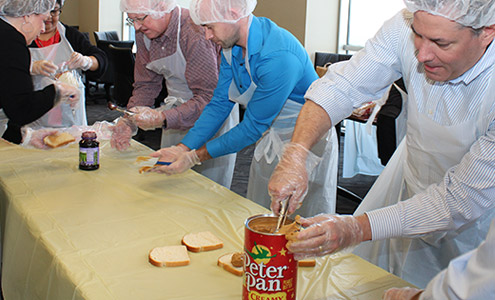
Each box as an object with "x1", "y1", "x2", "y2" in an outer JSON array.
[
  {"x1": 268, "y1": 0, "x2": 495, "y2": 293},
  {"x1": 149, "y1": 0, "x2": 339, "y2": 218},
  {"x1": 0, "y1": 0, "x2": 79, "y2": 144},
  {"x1": 27, "y1": 0, "x2": 107, "y2": 129}
]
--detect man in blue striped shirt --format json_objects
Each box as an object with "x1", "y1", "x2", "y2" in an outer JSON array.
[{"x1": 269, "y1": 0, "x2": 495, "y2": 294}]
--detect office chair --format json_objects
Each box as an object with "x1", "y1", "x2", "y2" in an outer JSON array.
[
  {"x1": 108, "y1": 44, "x2": 135, "y2": 107},
  {"x1": 93, "y1": 31, "x2": 119, "y2": 43}
]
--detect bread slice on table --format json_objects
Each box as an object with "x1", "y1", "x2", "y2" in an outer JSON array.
[
  {"x1": 298, "y1": 258, "x2": 316, "y2": 267},
  {"x1": 43, "y1": 132, "x2": 76, "y2": 148},
  {"x1": 218, "y1": 252, "x2": 243, "y2": 276},
  {"x1": 182, "y1": 231, "x2": 223, "y2": 252},
  {"x1": 149, "y1": 245, "x2": 190, "y2": 267}
]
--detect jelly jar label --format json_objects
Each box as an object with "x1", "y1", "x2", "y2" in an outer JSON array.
[{"x1": 79, "y1": 148, "x2": 99, "y2": 166}]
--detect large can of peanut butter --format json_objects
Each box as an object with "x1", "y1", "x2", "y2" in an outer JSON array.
[{"x1": 243, "y1": 214, "x2": 297, "y2": 300}]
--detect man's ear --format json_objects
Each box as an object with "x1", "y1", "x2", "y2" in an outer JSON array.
[{"x1": 481, "y1": 24, "x2": 495, "y2": 46}]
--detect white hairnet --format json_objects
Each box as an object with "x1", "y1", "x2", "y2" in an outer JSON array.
[
  {"x1": 189, "y1": 0, "x2": 257, "y2": 25},
  {"x1": 0, "y1": 0, "x2": 55, "y2": 17},
  {"x1": 404, "y1": 0, "x2": 495, "y2": 29},
  {"x1": 120, "y1": 0, "x2": 177, "y2": 19}
]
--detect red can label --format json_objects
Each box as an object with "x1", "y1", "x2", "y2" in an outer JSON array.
[{"x1": 243, "y1": 215, "x2": 297, "y2": 300}]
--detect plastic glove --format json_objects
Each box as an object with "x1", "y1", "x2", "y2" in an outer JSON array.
[
  {"x1": 383, "y1": 287, "x2": 423, "y2": 300},
  {"x1": 21, "y1": 127, "x2": 59, "y2": 149},
  {"x1": 286, "y1": 214, "x2": 364, "y2": 260},
  {"x1": 66, "y1": 52, "x2": 93, "y2": 71},
  {"x1": 129, "y1": 106, "x2": 166, "y2": 131},
  {"x1": 149, "y1": 145, "x2": 201, "y2": 175},
  {"x1": 54, "y1": 81, "x2": 80, "y2": 108},
  {"x1": 268, "y1": 142, "x2": 321, "y2": 215},
  {"x1": 31, "y1": 60, "x2": 58, "y2": 76},
  {"x1": 110, "y1": 117, "x2": 138, "y2": 151}
]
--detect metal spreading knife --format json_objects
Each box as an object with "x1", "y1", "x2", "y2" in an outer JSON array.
[{"x1": 274, "y1": 194, "x2": 291, "y2": 233}]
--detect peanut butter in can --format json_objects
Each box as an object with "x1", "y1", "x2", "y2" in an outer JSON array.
[{"x1": 243, "y1": 214, "x2": 297, "y2": 300}]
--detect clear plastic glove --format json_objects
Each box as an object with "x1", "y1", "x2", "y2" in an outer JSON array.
[
  {"x1": 129, "y1": 106, "x2": 166, "y2": 131},
  {"x1": 66, "y1": 52, "x2": 93, "y2": 71},
  {"x1": 383, "y1": 287, "x2": 423, "y2": 300},
  {"x1": 54, "y1": 81, "x2": 80, "y2": 108},
  {"x1": 110, "y1": 117, "x2": 138, "y2": 151},
  {"x1": 268, "y1": 142, "x2": 321, "y2": 215},
  {"x1": 286, "y1": 214, "x2": 364, "y2": 260},
  {"x1": 149, "y1": 145, "x2": 201, "y2": 175},
  {"x1": 21, "y1": 127, "x2": 58, "y2": 149},
  {"x1": 31, "y1": 60, "x2": 58, "y2": 76}
]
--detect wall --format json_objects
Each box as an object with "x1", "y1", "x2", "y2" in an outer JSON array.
[{"x1": 305, "y1": 0, "x2": 340, "y2": 61}]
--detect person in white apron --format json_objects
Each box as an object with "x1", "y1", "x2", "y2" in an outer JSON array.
[
  {"x1": 148, "y1": 0, "x2": 338, "y2": 216},
  {"x1": 27, "y1": 0, "x2": 105, "y2": 129},
  {"x1": 268, "y1": 1, "x2": 495, "y2": 289},
  {"x1": 117, "y1": 1, "x2": 237, "y2": 188}
]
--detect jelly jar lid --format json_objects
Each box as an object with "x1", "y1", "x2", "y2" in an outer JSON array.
[{"x1": 81, "y1": 131, "x2": 97, "y2": 139}]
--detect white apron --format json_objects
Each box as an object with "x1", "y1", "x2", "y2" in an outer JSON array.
[
  {"x1": 223, "y1": 20, "x2": 338, "y2": 216},
  {"x1": 28, "y1": 23, "x2": 86, "y2": 128},
  {"x1": 353, "y1": 79, "x2": 495, "y2": 288},
  {"x1": 145, "y1": 7, "x2": 238, "y2": 189}
]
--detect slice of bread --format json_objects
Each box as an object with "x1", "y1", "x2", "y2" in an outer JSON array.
[
  {"x1": 43, "y1": 132, "x2": 76, "y2": 148},
  {"x1": 148, "y1": 245, "x2": 190, "y2": 267},
  {"x1": 182, "y1": 231, "x2": 223, "y2": 252},
  {"x1": 298, "y1": 258, "x2": 316, "y2": 267},
  {"x1": 218, "y1": 252, "x2": 243, "y2": 276}
]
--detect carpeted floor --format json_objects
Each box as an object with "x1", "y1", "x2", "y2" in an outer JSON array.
[{"x1": 86, "y1": 95, "x2": 377, "y2": 215}]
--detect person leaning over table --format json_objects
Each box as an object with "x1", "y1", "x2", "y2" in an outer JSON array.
[
  {"x1": 0, "y1": 0, "x2": 80, "y2": 144},
  {"x1": 112, "y1": 0, "x2": 238, "y2": 189},
  {"x1": 147, "y1": 0, "x2": 339, "y2": 218},
  {"x1": 268, "y1": 0, "x2": 495, "y2": 289},
  {"x1": 382, "y1": 218, "x2": 495, "y2": 299},
  {"x1": 27, "y1": 0, "x2": 107, "y2": 129}
]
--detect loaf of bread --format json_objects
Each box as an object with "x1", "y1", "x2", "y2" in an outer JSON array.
[
  {"x1": 182, "y1": 231, "x2": 223, "y2": 252},
  {"x1": 43, "y1": 132, "x2": 76, "y2": 148},
  {"x1": 218, "y1": 252, "x2": 243, "y2": 276},
  {"x1": 148, "y1": 245, "x2": 190, "y2": 267}
]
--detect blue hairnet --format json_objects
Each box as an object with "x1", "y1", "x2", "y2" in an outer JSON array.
[
  {"x1": 0, "y1": 0, "x2": 55, "y2": 17},
  {"x1": 404, "y1": 0, "x2": 495, "y2": 28},
  {"x1": 189, "y1": 0, "x2": 257, "y2": 25}
]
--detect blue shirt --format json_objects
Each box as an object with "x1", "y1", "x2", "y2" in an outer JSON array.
[{"x1": 181, "y1": 16, "x2": 318, "y2": 158}]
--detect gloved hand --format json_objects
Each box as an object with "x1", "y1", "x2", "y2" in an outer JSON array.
[
  {"x1": 129, "y1": 106, "x2": 166, "y2": 130},
  {"x1": 383, "y1": 287, "x2": 423, "y2": 300},
  {"x1": 21, "y1": 128, "x2": 58, "y2": 149},
  {"x1": 286, "y1": 214, "x2": 364, "y2": 260},
  {"x1": 268, "y1": 142, "x2": 321, "y2": 215},
  {"x1": 31, "y1": 60, "x2": 58, "y2": 76},
  {"x1": 54, "y1": 81, "x2": 80, "y2": 108},
  {"x1": 66, "y1": 52, "x2": 93, "y2": 71},
  {"x1": 149, "y1": 145, "x2": 201, "y2": 175},
  {"x1": 110, "y1": 117, "x2": 138, "y2": 151}
]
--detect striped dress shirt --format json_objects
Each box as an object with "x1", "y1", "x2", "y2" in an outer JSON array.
[{"x1": 305, "y1": 9, "x2": 495, "y2": 241}]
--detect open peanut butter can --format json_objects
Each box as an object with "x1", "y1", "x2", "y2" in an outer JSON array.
[{"x1": 243, "y1": 214, "x2": 297, "y2": 300}]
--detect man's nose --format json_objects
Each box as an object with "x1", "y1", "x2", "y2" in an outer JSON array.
[{"x1": 415, "y1": 39, "x2": 434, "y2": 63}]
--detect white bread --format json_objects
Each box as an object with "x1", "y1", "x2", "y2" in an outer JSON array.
[
  {"x1": 218, "y1": 252, "x2": 243, "y2": 276},
  {"x1": 148, "y1": 245, "x2": 190, "y2": 267},
  {"x1": 43, "y1": 132, "x2": 76, "y2": 148},
  {"x1": 298, "y1": 258, "x2": 316, "y2": 267},
  {"x1": 182, "y1": 231, "x2": 223, "y2": 252},
  {"x1": 56, "y1": 71, "x2": 79, "y2": 87}
]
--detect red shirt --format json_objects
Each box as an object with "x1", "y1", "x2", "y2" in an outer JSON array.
[{"x1": 34, "y1": 30, "x2": 61, "y2": 48}]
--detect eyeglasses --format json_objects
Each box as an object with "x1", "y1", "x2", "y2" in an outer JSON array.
[
  {"x1": 50, "y1": 9, "x2": 62, "y2": 17},
  {"x1": 126, "y1": 15, "x2": 148, "y2": 25}
]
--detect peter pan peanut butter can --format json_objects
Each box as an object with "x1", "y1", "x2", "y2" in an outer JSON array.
[{"x1": 243, "y1": 214, "x2": 297, "y2": 300}]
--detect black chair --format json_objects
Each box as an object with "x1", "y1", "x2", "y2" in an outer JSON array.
[
  {"x1": 92, "y1": 39, "x2": 134, "y2": 102},
  {"x1": 108, "y1": 43, "x2": 135, "y2": 107},
  {"x1": 93, "y1": 31, "x2": 119, "y2": 43}
]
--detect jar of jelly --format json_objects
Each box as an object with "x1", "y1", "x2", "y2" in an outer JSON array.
[{"x1": 79, "y1": 131, "x2": 99, "y2": 170}]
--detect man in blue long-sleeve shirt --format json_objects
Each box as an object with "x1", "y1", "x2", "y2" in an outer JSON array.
[{"x1": 148, "y1": 0, "x2": 339, "y2": 217}]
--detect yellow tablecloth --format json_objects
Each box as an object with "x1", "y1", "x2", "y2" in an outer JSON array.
[{"x1": 0, "y1": 139, "x2": 414, "y2": 299}]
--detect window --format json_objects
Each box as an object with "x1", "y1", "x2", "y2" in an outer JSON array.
[{"x1": 338, "y1": 0, "x2": 404, "y2": 54}]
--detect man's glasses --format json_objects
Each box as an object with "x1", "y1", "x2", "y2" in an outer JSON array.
[
  {"x1": 126, "y1": 15, "x2": 148, "y2": 25},
  {"x1": 50, "y1": 9, "x2": 62, "y2": 17}
]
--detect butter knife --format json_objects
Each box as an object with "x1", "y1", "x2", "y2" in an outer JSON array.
[{"x1": 274, "y1": 194, "x2": 291, "y2": 233}]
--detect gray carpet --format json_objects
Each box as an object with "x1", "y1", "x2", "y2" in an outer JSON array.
[{"x1": 86, "y1": 97, "x2": 377, "y2": 215}]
